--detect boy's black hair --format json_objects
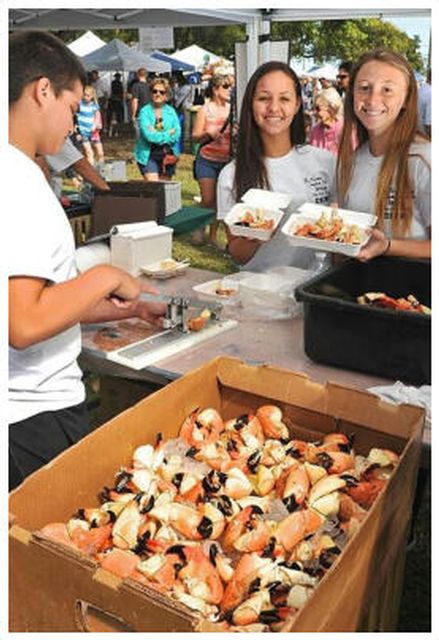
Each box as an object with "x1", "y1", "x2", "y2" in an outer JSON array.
[{"x1": 9, "y1": 30, "x2": 87, "y2": 105}]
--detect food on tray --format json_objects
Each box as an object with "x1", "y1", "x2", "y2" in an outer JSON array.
[
  {"x1": 91, "y1": 321, "x2": 158, "y2": 351},
  {"x1": 357, "y1": 292, "x2": 431, "y2": 314},
  {"x1": 187, "y1": 308, "x2": 211, "y2": 332},
  {"x1": 214, "y1": 281, "x2": 238, "y2": 297},
  {"x1": 293, "y1": 210, "x2": 364, "y2": 244},
  {"x1": 39, "y1": 403, "x2": 399, "y2": 632},
  {"x1": 235, "y1": 208, "x2": 275, "y2": 230},
  {"x1": 158, "y1": 259, "x2": 180, "y2": 271}
]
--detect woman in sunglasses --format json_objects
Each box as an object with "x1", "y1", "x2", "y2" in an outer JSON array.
[
  {"x1": 192, "y1": 74, "x2": 234, "y2": 246},
  {"x1": 217, "y1": 61, "x2": 336, "y2": 271},
  {"x1": 134, "y1": 77, "x2": 181, "y2": 181}
]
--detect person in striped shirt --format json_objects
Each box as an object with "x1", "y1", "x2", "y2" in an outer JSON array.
[{"x1": 76, "y1": 85, "x2": 104, "y2": 166}]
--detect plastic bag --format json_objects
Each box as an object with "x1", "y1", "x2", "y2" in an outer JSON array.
[{"x1": 367, "y1": 381, "x2": 431, "y2": 430}]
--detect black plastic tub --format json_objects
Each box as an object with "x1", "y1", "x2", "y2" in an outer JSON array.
[{"x1": 295, "y1": 257, "x2": 431, "y2": 385}]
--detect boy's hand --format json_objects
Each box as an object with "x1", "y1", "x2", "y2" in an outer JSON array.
[{"x1": 132, "y1": 282, "x2": 167, "y2": 327}]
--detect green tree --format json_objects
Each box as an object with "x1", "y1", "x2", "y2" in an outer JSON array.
[
  {"x1": 272, "y1": 19, "x2": 424, "y2": 71},
  {"x1": 173, "y1": 25, "x2": 245, "y2": 58},
  {"x1": 54, "y1": 18, "x2": 425, "y2": 72}
]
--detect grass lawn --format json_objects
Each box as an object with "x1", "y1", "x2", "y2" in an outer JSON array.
[{"x1": 103, "y1": 131, "x2": 237, "y2": 275}]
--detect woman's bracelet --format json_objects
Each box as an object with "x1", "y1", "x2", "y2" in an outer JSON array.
[{"x1": 383, "y1": 238, "x2": 391, "y2": 255}]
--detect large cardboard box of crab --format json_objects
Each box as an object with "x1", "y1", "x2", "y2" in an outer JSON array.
[{"x1": 9, "y1": 357, "x2": 424, "y2": 632}]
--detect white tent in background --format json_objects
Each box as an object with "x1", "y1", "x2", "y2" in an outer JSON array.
[
  {"x1": 81, "y1": 39, "x2": 171, "y2": 73},
  {"x1": 306, "y1": 63, "x2": 338, "y2": 81},
  {"x1": 170, "y1": 44, "x2": 220, "y2": 70},
  {"x1": 67, "y1": 30, "x2": 106, "y2": 57}
]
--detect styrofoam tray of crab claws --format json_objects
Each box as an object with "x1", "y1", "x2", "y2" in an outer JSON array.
[
  {"x1": 224, "y1": 188, "x2": 292, "y2": 242},
  {"x1": 281, "y1": 203, "x2": 377, "y2": 257}
]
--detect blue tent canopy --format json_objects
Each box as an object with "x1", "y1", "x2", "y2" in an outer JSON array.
[{"x1": 151, "y1": 50, "x2": 195, "y2": 72}]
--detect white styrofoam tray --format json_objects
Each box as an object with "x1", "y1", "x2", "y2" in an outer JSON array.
[
  {"x1": 140, "y1": 259, "x2": 189, "y2": 279},
  {"x1": 224, "y1": 188, "x2": 292, "y2": 242},
  {"x1": 281, "y1": 203, "x2": 377, "y2": 257},
  {"x1": 225, "y1": 204, "x2": 284, "y2": 241},
  {"x1": 192, "y1": 277, "x2": 242, "y2": 305}
]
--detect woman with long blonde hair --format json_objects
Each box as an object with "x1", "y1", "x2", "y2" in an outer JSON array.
[{"x1": 337, "y1": 49, "x2": 430, "y2": 260}]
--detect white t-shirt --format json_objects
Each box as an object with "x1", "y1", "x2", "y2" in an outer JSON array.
[
  {"x1": 417, "y1": 83, "x2": 431, "y2": 132},
  {"x1": 45, "y1": 137, "x2": 83, "y2": 173},
  {"x1": 7, "y1": 145, "x2": 85, "y2": 424},
  {"x1": 344, "y1": 142, "x2": 431, "y2": 239},
  {"x1": 217, "y1": 145, "x2": 336, "y2": 272}
]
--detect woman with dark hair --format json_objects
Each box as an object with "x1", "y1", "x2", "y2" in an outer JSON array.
[
  {"x1": 337, "y1": 49, "x2": 431, "y2": 261},
  {"x1": 217, "y1": 61, "x2": 336, "y2": 271},
  {"x1": 192, "y1": 74, "x2": 233, "y2": 246}
]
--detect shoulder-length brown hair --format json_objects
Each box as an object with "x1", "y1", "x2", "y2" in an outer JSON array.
[
  {"x1": 233, "y1": 61, "x2": 305, "y2": 202},
  {"x1": 337, "y1": 48, "x2": 426, "y2": 235}
]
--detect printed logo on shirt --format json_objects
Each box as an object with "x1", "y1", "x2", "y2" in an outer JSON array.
[
  {"x1": 384, "y1": 187, "x2": 396, "y2": 220},
  {"x1": 304, "y1": 173, "x2": 331, "y2": 204}
]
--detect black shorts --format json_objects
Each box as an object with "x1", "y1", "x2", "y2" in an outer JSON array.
[{"x1": 9, "y1": 401, "x2": 90, "y2": 491}]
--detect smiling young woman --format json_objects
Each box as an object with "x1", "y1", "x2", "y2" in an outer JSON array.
[
  {"x1": 216, "y1": 61, "x2": 336, "y2": 271},
  {"x1": 337, "y1": 49, "x2": 431, "y2": 261}
]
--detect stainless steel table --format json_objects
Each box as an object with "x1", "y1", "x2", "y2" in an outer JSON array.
[{"x1": 80, "y1": 267, "x2": 430, "y2": 465}]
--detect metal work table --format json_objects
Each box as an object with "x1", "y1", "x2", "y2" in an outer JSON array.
[{"x1": 80, "y1": 267, "x2": 430, "y2": 466}]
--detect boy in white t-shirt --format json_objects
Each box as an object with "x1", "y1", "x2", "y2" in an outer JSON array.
[{"x1": 8, "y1": 31, "x2": 165, "y2": 490}]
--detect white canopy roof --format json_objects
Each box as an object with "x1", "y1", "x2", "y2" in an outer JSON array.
[
  {"x1": 169, "y1": 44, "x2": 220, "y2": 70},
  {"x1": 67, "y1": 30, "x2": 106, "y2": 57},
  {"x1": 81, "y1": 39, "x2": 171, "y2": 73},
  {"x1": 306, "y1": 63, "x2": 339, "y2": 81},
  {"x1": 9, "y1": 8, "x2": 430, "y2": 31}
]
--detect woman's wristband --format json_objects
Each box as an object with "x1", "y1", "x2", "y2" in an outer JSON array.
[{"x1": 382, "y1": 238, "x2": 391, "y2": 255}]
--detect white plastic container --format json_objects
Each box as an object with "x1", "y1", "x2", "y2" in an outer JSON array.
[
  {"x1": 158, "y1": 181, "x2": 182, "y2": 216},
  {"x1": 238, "y1": 269, "x2": 307, "y2": 319},
  {"x1": 110, "y1": 221, "x2": 173, "y2": 276},
  {"x1": 192, "y1": 272, "x2": 251, "y2": 306},
  {"x1": 75, "y1": 242, "x2": 111, "y2": 273},
  {"x1": 102, "y1": 160, "x2": 127, "y2": 182},
  {"x1": 224, "y1": 188, "x2": 292, "y2": 241},
  {"x1": 281, "y1": 202, "x2": 377, "y2": 257}
]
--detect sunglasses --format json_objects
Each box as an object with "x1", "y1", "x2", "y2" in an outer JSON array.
[
  {"x1": 152, "y1": 89, "x2": 166, "y2": 95},
  {"x1": 337, "y1": 74, "x2": 349, "y2": 79},
  {"x1": 220, "y1": 83, "x2": 232, "y2": 89}
]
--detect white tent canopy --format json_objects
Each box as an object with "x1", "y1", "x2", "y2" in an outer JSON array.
[
  {"x1": 306, "y1": 63, "x2": 339, "y2": 81},
  {"x1": 81, "y1": 39, "x2": 171, "y2": 73},
  {"x1": 169, "y1": 45, "x2": 220, "y2": 70},
  {"x1": 67, "y1": 30, "x2": 106, "y2": 57},
  {"x1": 9, "y1": 8, "x2": 430, "y2": 30}
]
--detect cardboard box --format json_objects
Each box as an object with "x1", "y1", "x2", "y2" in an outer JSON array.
[{"x1": 9, "y1": 357, "x2": 424, "y2": 632}]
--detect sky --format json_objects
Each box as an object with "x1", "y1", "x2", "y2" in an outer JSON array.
[{"x1": 386, "y1": 16, "x2": 431, "y2": 64}]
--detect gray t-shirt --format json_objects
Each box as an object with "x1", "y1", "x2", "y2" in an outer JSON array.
[
  {"x1": 344, "y1": 142, "x2": 431, "y2": 239},
  {"x1": 46, "y1": 137, "x2": 83, "y2": 173},
  {"x1": 217, "y1": 145, "x2": 336, "y2": 272}
]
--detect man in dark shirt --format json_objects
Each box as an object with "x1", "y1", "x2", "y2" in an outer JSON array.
[
  {"x1": 107, "y1": 72, "x2": 125, "y2": 136},
  {"x1": 336, "y1": 61, "x2": 352, "y2": 99},
  {"x1": 130, "y1": 67, "x2": 151, "y2": 122}
]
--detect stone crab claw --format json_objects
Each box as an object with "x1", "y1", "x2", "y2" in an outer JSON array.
[{"x1": 256, "y1": 405, "x2": 290, "y2": 441}]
